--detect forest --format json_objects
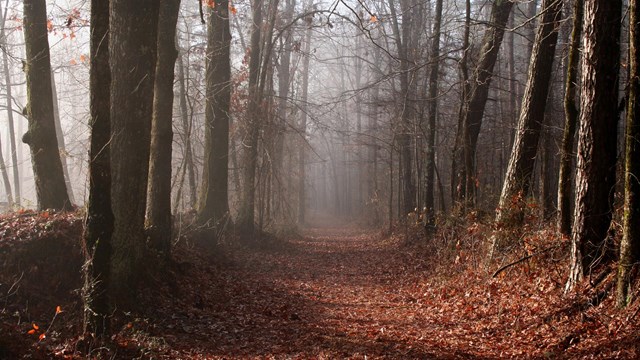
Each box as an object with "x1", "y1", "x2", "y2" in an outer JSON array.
[{"x1": 0, "y1": 0, "x2": 639, "y2": 358}]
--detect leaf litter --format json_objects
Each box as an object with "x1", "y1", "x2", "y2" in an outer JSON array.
[{"x1": 0, "y1": 211, "x2": 638, "y2": 358}]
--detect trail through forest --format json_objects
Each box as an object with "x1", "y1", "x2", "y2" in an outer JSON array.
[
  {"x1": 145, "y1": 215, "x2": 636, "y2": 359},
  {"x1": 1, "y1": 211, "x2": 638, "y2": 359}
]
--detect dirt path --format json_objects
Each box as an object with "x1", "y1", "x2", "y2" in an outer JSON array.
[{"x1": 155, "y1": 219, "x2": 481, "y2": 359}]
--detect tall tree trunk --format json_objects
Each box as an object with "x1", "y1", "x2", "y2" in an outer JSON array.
[
  {"x1": 237, "y1": 0, "x2": 264, "y2": 239},
  {"x1": 198, "y1": 0, "x2": 232, "y2": 235},
  {"x1": 274, "y1": 0, "x2": 295, "y2": 222},
  {"x1": 0, "y1": 4, "x2": 20, "y2": 207},
  {"x1": 22, "y1": 0, "x2": 71, "y2": 211},
  {"x1": 491, "y1": 0, "x2": 562, "y2": 254},
  {"x1": 566, "y1": 0, "x2": 620, "y2": 292},
  {"x1": 424, "y1": 0, "x2": 443, "y2": 229},
  {"x1": 83, "y1": 0, "x2": 112, "y2": 337},
  {"x1": 452, "y1": 0, "x2": 471, "y2": 208},
  {"x1": 109, "y1": 0, "x2": 160, "y2": 306},
  {"x1": 452, "y1": 0, "x2": 514, "y2": 209},
  {"x1": 146, "y1": 0, "x2": 180, "y2": 256},
  {"x1": 50, "y1": 69, "x2": 75, "y2": 205},
  {"x1": 557, "y1": 0, "x2": 583, "y2": 237},
  {"x1": 297, "y1": 18, "x2": 312, "y2": 225},
  {"x1": 618, "y1": 0, "x2": 640, "y2": 307}
]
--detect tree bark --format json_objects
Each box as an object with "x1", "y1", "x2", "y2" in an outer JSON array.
[
  {"x1": 566, "y1": 0, "x2": 620, "y2": 292},
  {"x1": 0, "y1": 129, "x2": 12, "y2": 206},
  {"x1": 109, "y1": 0, "x2": 160, "y2": 306},
  {"x1": 424, "y1": 0, "x2": 443, "y2": 229},
  {"x1": 146, "y1": 0, "x2": 180, "y2": 256},
  {"x1": 492, "y1": 0, "x2": 562, "y2": 254},
  {"x1": 451, "y1": 0, "x2": 513, "y2": 209},
  {"x1": 557, "y1": 0, "x2": 583, "y2": 237},
  {"x1": 83, "y1": 0, "x2": 112, "y2": 337},
  {"x1": 198, "y1": 0, "x2": 232, "y2": 235},
  {"x1": 237, "y1": 0, "x2": 264, "y2": 240},
  {"x1": 618, "y1": 0, "x2": 640, "y2": 307},
  {"x1": 50, "y1": 69, "x2": 75, "y2": 205},
  {"x1": 22, "y1": 0, "x2": 71, "y2": 211}
]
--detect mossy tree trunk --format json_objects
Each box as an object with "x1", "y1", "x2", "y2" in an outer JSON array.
[
  {"x1": 22, "y1": 0, "x2": 71, "y2": 211},
  {"x1": 617, "y1": 0, "x2": 640, "y2": 307}
]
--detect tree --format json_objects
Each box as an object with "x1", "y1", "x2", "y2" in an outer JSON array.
[
  {"x1": 0, "y1": 2, "x2": 19, "y2": 207},
  {"x1": 298, "y1": 14, "x2": 312, "y2": 225},
  {"x1": 451, "y1": 0, "x2": 513, "y2": 209},
  {"x1": 198, "y1": 0, "x2": 233, "y2": 235},
  {"x1": 22, "y1": 0, "x2": 71, "y2": 211},
  {"x1": 83, "y1": 0, "x2": 112, "y2": 337},
  {"x1": 491, "y1": 0, "x2": 562, "y2": 254},
  {"x1": 146, "y1": 0, "x2": 181, "y2": 256},
  {"x1": 557, "y1": 0, "x2": 583, "y2": 237},
  {"x1": 424, "y1": 0, "x2": 443, "y2": 229},
  {"x1": 109, "y1": 0, "x2": 160, "y2": 305},
  {"x1": 566, "y1": 0, "x2": 621, "y2": 291},
  {"x1": 618, "y1": 0, "x2": 640, "y2": 307}
]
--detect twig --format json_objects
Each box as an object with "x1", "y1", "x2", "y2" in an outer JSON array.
[{"x1": 492, "y1": 245, "x2": 560, "y2": 278}]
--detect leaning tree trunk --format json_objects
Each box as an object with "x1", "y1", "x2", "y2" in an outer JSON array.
[
  {"x1": 424, "y1": 0, "x2": 443, "y2": 229},
  {"x1": 22, "y1": 0, "x2": 71, "y2": 211},
  {"x1": 83, "y1": 0, "x2": 112, "y2": 337},
  {"x1": 451, "y1": 0, "x2": 513, "y2": 209},
  {"x1": 198, "y1": 0, "x2": 232, "y2": 235},
  {"x1": 146, "y1": 0, "x2": 180, "y2": 256},
  {"x1": 557, "y1": 0, "x2": 583, "y2": 237},
  {"x1": 618, "y1": 0, "x2": 640, "y2": 307},
  {"x1": 109, "y1": 0, "x2": 160, "y2": 307},
  {"x1": 566, "y1": 0, "x2": 620, "y2": 292},
  {"x1": 491, "y1": 0, "x2": 562, "y2": 255}
]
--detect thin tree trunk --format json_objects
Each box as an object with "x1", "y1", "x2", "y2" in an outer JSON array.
[
  {"x1": 146, "y1": 0, "x2": 180, "y2": 256},
  {"x1": 557, "y1": 0, "x2": 583, "y2": 236},
  {"x1": 83, "y1": 0, "x2": 112, "y2": 337},
  {"x1": 617, "y1": 0, "x2": 640, "y2": 307},
  {"x1": 50, "y1": 69, "x2": 75, "y2": 205},
  {"x1": 424, "y1": 0, "x2": 443, "y2": 229},
  {"x1": 176, "y1": 49, "x2": 197, "y2": 209},
  {"x1": 22, "y1": 0, "x2": 71, "y2": 211},
  {"x1": 0, "y1": 2, "x2": 19, "y2": 206},
  {"x1": 297, "y1": 18, "x2": 312, "y2": 225},
  {"x1": 0, "y1": 130, "x2": 12, "y2": 206},
  {"x1": 566, "y1": 0, "x2": 621, "y2": 292}
]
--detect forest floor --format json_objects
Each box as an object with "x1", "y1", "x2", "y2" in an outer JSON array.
[{"x1": 0, "y1": 210, "x2": 639, "y2": 359}]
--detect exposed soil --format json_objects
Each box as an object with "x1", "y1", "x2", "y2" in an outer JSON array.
[{"x1": 0, "y1": 211, "x2": 638, "y2": 359}]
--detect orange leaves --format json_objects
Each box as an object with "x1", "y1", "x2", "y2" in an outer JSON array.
[
  {"x1": 369, "y1": 14, "x2": 378, "y2": 23},
  {"x1": 229, "y1": 5, "x2": 238, "y2": 15},
  {"x1": 39, "y1": 333, "x2": 46, "y2": 340},
  {"x1": 56, "y1": 305, "x2": 63, "y2": 314},
  {"x1": 27, "y1": 323, "x2": 39, "y2": 336},
  {"x1": 206, "y1": 0, "x2": 215, "y2": 8},
  {"x1": 25, "y1": 306, "x2": 62, "y2": 340},
  {"x1": 47, "y1": 19, "x2": 54, "y2": 32}
]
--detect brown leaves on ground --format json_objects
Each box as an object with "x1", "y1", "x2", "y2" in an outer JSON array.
[{"x1": 0, "y1": 211, "x2": 638, "y2": 358}]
